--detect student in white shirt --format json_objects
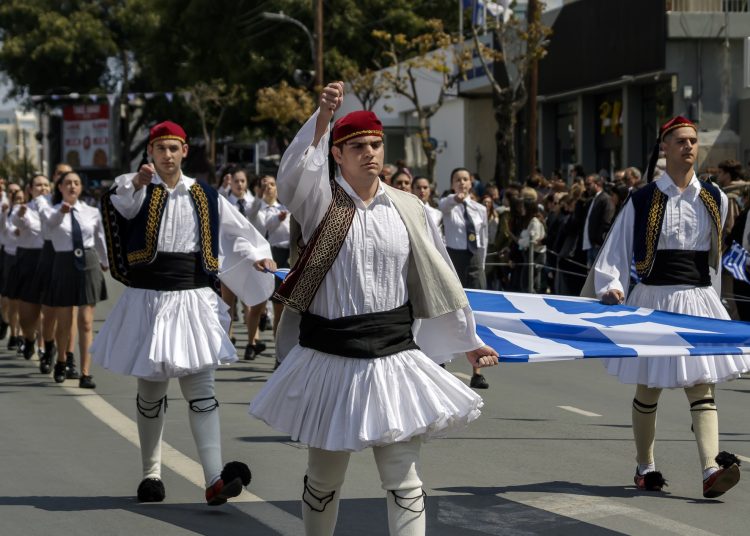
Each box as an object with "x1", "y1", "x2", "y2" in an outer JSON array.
[
  {"x1": 1, "y1": 186, "x2": 24, "y2": 352},
  {"x1": 439, "y1": 168, "x2": 491, "y2": 389},
  {"x1": 222, "y1": 168, "x2": 257, "y2": 360},
  {"x1": 43, "y1": 172, "x2": 109, "y2": 389},
  {"x1": 412, "y1": 176, "x2": 442, "y2": 231},
  {"x1": 12, "y1": 174, "x2": 51, "y2": 362}
]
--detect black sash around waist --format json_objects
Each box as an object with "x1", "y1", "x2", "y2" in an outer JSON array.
[
  {"x1": 129, "y1": 252, "x2": 212, "y2": 291},
  {"x1": 299, "y1": 302, "x2": 420, "y2": 359},
  {"x1": 641, "y1": 249, "x2": 710, "y2": 287}
]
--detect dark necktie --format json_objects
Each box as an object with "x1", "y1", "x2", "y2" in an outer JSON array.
[
  {"x1": 237, "y1": 198, "x2": 246, "y2": 216},
  {"x1": 70, "y1": 207, "x2": 85, "y2": 271},
  {"x1": 462, "y1": 201, "x2": 477, "y2": 253}
]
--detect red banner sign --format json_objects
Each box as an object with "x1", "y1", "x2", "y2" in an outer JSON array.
[{"x1": 62, "y1": 104, "x2": 111, "y2": 168}]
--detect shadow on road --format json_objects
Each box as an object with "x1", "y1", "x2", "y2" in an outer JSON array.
[
  {"x1": 0, "y1": 495, "x2": 279, "y2": 535},
  {"x1": 436, "y1": 480, "x2": 713, "y2": 503}
]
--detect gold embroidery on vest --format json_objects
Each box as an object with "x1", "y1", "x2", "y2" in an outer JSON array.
[
  {"x1": 189, "y1": 184, "x2": 220, "y2": 272},
  {"x1": 699, "y1": 187, "x2": 721, "y2": 240},
  {"x1": 275, "y1": 180, "x2": 356, "y2": 311},
  {"x1": 102, "y1": 192, "x2": 128, "y2": 284},
  {"x1": 635, "y1": 187, "x2": 667, "y2": 275},
  {"x1": 127, "y1": 185, "x2": 166, "y2": 265}
]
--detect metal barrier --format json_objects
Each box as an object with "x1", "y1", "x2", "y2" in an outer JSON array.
[{"x1": 669, "y1": 0, "x2": 748, "y2": 12}]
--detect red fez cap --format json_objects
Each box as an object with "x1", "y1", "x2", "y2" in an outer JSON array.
[
  {"x1": 659, "y1": 116, "x2": 696, "y2": 141},
  {"x1": 332, "y1": 111, "x2": 383, "y2": 145},
  {"x1": 149, "y1": 121, "x2": 187, "y2": 144}
]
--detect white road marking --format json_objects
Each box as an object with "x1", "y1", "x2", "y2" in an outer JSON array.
[
  {"x1": 557, "y1": 405, "x2": 602, "y2": 417},
  {"x1": 453, "y1": 372, "x2": 472, "y2": 381},
  {"x1": 515, "y1": 493, "x2": 718, "y2": 536},
  {"x1": 58, "y1": 386, "x2": 722, "y2": 536},
  {"x1": 62, "y1": 385, "x2": 303, "y2": 535},
  {"x1": 736, "y1": 454, "x2": 750, "y2": 464}
]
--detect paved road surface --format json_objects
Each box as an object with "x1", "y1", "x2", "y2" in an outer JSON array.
[{"x1": 1, "y1": 273, "x2": 749, "y2": 535}]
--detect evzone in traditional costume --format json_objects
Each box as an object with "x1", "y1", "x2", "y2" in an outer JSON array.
[
  {"x1": 249, "y1": 83, "x2": 499, "y2": 536},
  {"x1": 589, "y1": 116, "x2": 749, "y2": 498},
  {"x1": 91, "y1": 121, "x2": 276, "y2": 505}
]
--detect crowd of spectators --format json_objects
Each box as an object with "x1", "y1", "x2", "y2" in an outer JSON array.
[{"x1": 379, "y1": 158, "x2": 750, "y2": 321}]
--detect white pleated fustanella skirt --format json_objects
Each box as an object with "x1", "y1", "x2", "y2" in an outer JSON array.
[
  {"x1": 602, "y1": 283, "x2": 750, "y2": 388},
  {"x1": 249, "y1": 345, "x2": 484, "y2": 452},
  {"x1": 91, "y1": 286, "x2": 236, "y2": 381}
]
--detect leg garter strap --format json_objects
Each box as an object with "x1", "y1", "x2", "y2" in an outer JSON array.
[
  {"x1": 390, "y1": 489, "x2": 427, "y2": 513},
  {"x1": 136, "y1": 394, "x2": 168, "y2": 418},
  {"x1": 690, "y1": 398, "x2": 716, "y2": 411},
  {"x1": 188, "y1": 397, "x2": 219, "y2": 413},
  {"x1": 632, "y1": 398, "x2": 657, "y2": 414},
  {"x1": 302, "y1": 475, "x2": 336, "y2": 512}
]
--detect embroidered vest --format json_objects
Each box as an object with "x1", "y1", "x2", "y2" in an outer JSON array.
[
  {"x1": 631, "y1": 180, "x2": 721, "y2": 279},
  {"x1": 274, "y1": 179, "x2": 467, "y2": 319},
  {"x1": 102, "y1": 181, "x2": 220, "y2": 286}
]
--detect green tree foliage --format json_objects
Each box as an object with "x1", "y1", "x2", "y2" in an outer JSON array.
[
  {"x1": 0, "y1": 0, "x2": 462, "y2": 172},
  {"x1": 0, "y1": 0, "x2": 158, "y2": 96}
]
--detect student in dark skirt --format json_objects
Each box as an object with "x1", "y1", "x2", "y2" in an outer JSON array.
[
  {"x1": 43, "y1": 172, "x2": 108, "y2": 389},
  {"x1": 13, "y1": 174, "x2": 51, "y2": 362},
  {"x1": 1, "y1": 186, "x2": 25, "y2": 351},
  {"x1": 36, "y1": 163, "x2": 73, "y2": 372}
]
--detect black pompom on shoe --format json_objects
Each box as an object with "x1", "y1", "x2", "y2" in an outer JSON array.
[
  {"x1": 205, "y1": 461, "x2": 251, "y2": 506},
  {"x1": 137, "y1": 478, "x2": 166, "y2": 502},
  {"x1": 716, "y1": 451, "x2": 741, "y2": 469},
  {"x1": 222, "y1": 461, "x2": 252, "y2": 487},
  {"x1": 634, "y1": 469, "x2": 667, "y2": 491}
]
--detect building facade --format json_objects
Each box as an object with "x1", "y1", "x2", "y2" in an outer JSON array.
[
  {"x1": 342, "y1": 0, "x2": 750, "y2": 190},
  {"x1": 0, "y1": 109, "x2": 42, "y2": 178},
  {"x1": 538, "y1": 0, "x2": 750, "y2": 177}
]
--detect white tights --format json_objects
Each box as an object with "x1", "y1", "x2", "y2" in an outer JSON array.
[
  {"x1": 136, "y1": 370, "x2": 223, "y2": 487},
  {"x1": 303, "y1": 437, "x2": 425, "y2": 536}
]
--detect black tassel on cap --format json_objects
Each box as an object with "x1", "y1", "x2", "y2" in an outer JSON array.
[{"x1": 646, "y1": 141, "x2": 660, "y2": 183}]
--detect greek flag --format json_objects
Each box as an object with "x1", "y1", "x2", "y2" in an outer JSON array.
[
  {"x1": 722, "y1": 241, "x2": 750, "y2": 284},
  {"x1": 467, "y1": 290, "x2": 750, "y2": 363},
  {"x1": 273, "y1": 268, "x2": 290, "y2": 281},
  {"x1": 462, "y1": 0, "x2": 510, "y2": 25}
]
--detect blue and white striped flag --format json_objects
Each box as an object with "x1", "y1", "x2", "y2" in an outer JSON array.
[
  {"x1": 629, "y1": 258, "x2": 640, "y2": 284},
  {"x1": 273, "y1": 268, "x2": 290, "y2": 281},
  {"x1": 722, "y1": 241, "x2": 750, "y2": 284},
  {"x1": 467, "y1": 290, "x2": 750, "y2": 363}
]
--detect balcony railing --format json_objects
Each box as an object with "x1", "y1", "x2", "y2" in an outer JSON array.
[{"x1": 668, "y1": 0, "x2": 748, "y2": 11}]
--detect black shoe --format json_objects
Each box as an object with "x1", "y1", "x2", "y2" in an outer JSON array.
[
  {"x1": 230, "y1": 336, "x2": 237, "y2": 346},
  {"x1": 254, "y1": 341, "x2": 267, "y2": 356},
  {"x1": 244, "y1": 343, "x2": 255, "y2": 361},
  {"x1": 8, "y1": 335, "x2": 19, "y2": 351},
  {"x1": 65, "y1": 353, "x2": 80, "y2": 380},
  {"x1": 259, "y1": 313, "x2": 269, "y2": 332},
  {"x1": 0, "y1": 320, "x2": 7, "y2": 340},
  {"x1": 137, "y1": 478, "x2": 166, "y2": 502},
  {"x1": 53, "y1": 361, "x2": 66, "y2": 383},
  {"x1": 44, "y1": 341, "x2": 57, "y2": 364},
  {"x1": 470, "y1": 373, "x2": 489, "y2": 389},
  {"x1": 79, "y1": 375, "x2": 96, "y2": 389},
  {"x1": 39, "y1": 353, "x2": 52, "y2": 375},
  {"x1": 23, "y1": 339, "x2": 35, "y2": 360},
  {"x1": 16, "y1": 340, "x2": 25, "y2": 356}
]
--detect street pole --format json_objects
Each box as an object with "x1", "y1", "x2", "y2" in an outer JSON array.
[
  {"x1": 314, "y1": 0, "x2": 324, "y2": 89},
  {"x1": 528, "y1": 245, "x2": 535, "y2": 294},
  {"x1": 262, "y1": 12, "x2": 316, "y2": 84},
  {"x1": 526, "y1": 0, "x2": 539, "y2": 178}
]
